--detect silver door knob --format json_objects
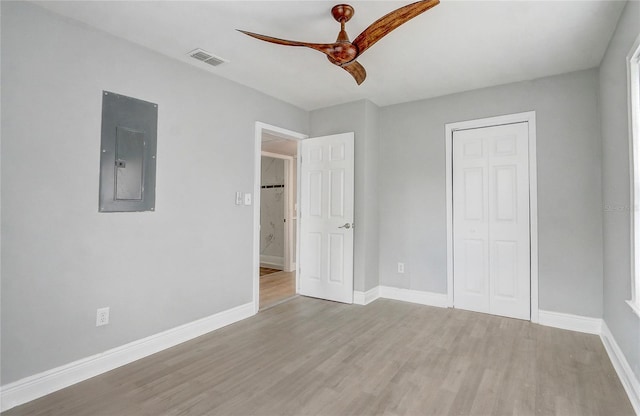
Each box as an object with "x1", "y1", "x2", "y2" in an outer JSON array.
[{"x1": 338, "y1": 223, "x2": 351, "y2": 229}]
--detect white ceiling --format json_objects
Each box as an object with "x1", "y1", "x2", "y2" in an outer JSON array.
[{"x1": 34, "y1": 0, "x2": 626, "y2": 111}]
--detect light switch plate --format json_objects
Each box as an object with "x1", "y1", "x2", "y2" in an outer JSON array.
[
  {"x1": 235, "y1": 192, "x2": 243, "y2": 205},
  {"x1": 244, "y1": 193, "x2": 252, "y2": 205}
]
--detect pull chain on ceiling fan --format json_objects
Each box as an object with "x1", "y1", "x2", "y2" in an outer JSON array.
[{"x1": 238, "y1": 0, "x2": 440, "y2": 85}]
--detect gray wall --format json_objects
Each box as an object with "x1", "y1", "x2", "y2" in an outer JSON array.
[
  {"x1": 363, "y1": 101, "x2": 380, "y2": 292},
  {"x1": 599, "y1": 0, "x2": 640, "y2": 384},
  {"x1": 309, "y1": 100, "x2": 380, "y2": 292},
  {"x1": 378, "y1": 69, "x2": 604, "y2": 318},
  {"x1": 1, "y1": 1, "x2": 307, "y2": 384}
]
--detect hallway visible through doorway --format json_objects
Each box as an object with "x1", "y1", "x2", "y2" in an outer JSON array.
[
  {"x1": 258, "y1": 125, "x2": 301, "y2": 311},
  {"x1": 259, "y1": 271, "x2": 295, "y2": 310}
]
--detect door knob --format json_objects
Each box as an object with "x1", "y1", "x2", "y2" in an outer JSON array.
[{"x1": 338, "y1": 223, "x2": 352, "y2": 229}]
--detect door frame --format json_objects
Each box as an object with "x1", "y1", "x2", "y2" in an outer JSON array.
[
  {"x1": 261, "y1": 150, "x2": 296, "y2": 272},
  {"x1": 253, "y1": 122, "x2": 307, "y2": 314},
  {"x1": 445, "y1": 111, "x2": 539, "y2": 323}
]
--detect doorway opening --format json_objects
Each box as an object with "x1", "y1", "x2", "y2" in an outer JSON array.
[
  {"x1": 253, "y1": 123, "x2": 307, "y2": 312},
  {"x1": 259, "y1": 149, "x2": 295, "y2": 309}
]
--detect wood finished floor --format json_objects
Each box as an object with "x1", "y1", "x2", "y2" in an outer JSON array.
[
  {"x1": 259, "y1": 267, "x2": 281, "y2": 277},
  {"x1": 3, "y1": 297, "x2": 634, "y2": 416},
  {"x1": 259, "y1": 271, "x2": 296, "y2": 310}
]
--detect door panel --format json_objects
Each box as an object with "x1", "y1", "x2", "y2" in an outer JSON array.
[
  {"x1": 306, "y1": 232, "x2": 322, "y2": 280},
  {"x1": 308, "y1": 171, "x2": 323, "y2": 217},
  {"x1": 493, "y1": 240, "x2": 517, "y2": 298},
  {"x1": 463, "y1": 239, "x2": 486, "y2": 293},
  {"x1": 464, "y1": 168, "x2": 485, "y2": 220},
  {"x1": 453, "y1": 123, "x2": 530, "y2": 320},
  {"x1": 328, "y1": 233, "x2": 344, "y2": 283},
  {"x1": 329, "y1": 169, "x2": 345, "y2": 217},
  {"x1": 453, "y1": 133, "x2": 490, "y2": 313},
  {"x1": 330, "y1": 143, "x2": 345, "y2": 161},
  {"x1": 488, "y1": 124, "x2": 530, "y2": 320},
  {"x1": 299, "y1": 133, "x2": 354, "y2": 304},
  {"x1": 494, "y1": 166, "x2": 516, "y2": 220}
]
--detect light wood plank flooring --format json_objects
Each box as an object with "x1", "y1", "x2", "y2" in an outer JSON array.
[
  {"x1": 259, "y1": 267, "x2": 281, "y2": 277},
  {"x1": 3, "y1": 297, "x2": 634, "y2": 416},
  {"x1": 260, "y1": 270, "x2": 296, "y2": 310}
]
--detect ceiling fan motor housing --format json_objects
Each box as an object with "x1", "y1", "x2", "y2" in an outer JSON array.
[
  {"x1": 327, "y1": 44, "x2": 358, "y2": 66},
  {"x1": 329, "y1": 4, "x2": 358, "y2": 65}
]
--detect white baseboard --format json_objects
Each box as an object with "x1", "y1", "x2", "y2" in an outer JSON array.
[
  {"x1": 353, "y1": 285, "x2": 447, "y2": 308},
  {"x1": 353, "y1": 287, "x2": 380, "y2": 305},
  {"x1": 378, "y1": 286, "x2": 448, "y2": 308},
  {"x1": 260, "y1": 255, "x2": 284, "y2": 270},
  {"x1": 538, "y1": 310, "x2": 602, "y2": 334},
  {"x1": 0, "y1": 302, "x2": 254, "y2": 412},
  {"x1": 601, "y1": 322, "x2": 640, "y2": 415},
  {"x1": 353, "y1": 291, "x2": 365, "y2": 305}
]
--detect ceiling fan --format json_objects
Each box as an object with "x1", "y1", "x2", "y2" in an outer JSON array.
[{"x1": 238, "y1": 0, "x2": 439, "y2": 85}]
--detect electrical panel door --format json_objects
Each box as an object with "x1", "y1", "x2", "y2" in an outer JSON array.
[{"x1": 99, "y1": 91, "x2": 157, "y2": 212}]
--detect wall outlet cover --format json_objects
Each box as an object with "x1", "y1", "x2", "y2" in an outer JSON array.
[{"x1": 96, "y1": 307, "x2": 110, "y2": 327}]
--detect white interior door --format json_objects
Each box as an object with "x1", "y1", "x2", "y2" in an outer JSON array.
[
  {"x1": 299, "y1": 133, "x2": 354, "y2": 304},
  {"x1": 453, "y1": 123, "x2": 530, "y2": 320}
]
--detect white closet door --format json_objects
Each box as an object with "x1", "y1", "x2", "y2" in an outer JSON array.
[
  {"x1": 453, "y1": 123, "x2": 530, "y2": 320},
  {"x1": 452, "y1": 133, "x2": 490, "y2": 314}
]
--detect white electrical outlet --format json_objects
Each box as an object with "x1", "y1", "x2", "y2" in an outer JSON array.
[
  {"x1": 397, "y1": 262, "x2": 405, "y2": 273},
  {"x1": 96, "y1": 307, "x2": 110, "y2": 327},
  {"x1": 244, "y1": 193, "x2": 252, "y2": 205}
]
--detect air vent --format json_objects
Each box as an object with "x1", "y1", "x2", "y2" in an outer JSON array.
[{"x1": 188, "y1": 49, "x2": 227, "y2": 67}]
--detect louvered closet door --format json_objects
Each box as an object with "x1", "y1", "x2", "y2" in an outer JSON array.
[{"x1": 453, "y1": 123, "x2": 530, "y2": 320}]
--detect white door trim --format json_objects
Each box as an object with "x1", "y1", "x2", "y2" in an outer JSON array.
[
  {"x1": 261, "y1": 151, "x2": 296, "y2": 272},
  {"x1": 254, "y1": 122, "x2": 307, "y2": 314},
  {"x1": 261, "y1": 151, "x2": 294, "y2": 159},
  {"x1": 445, "y1": 111, "x2": 539, "y2": 323}
]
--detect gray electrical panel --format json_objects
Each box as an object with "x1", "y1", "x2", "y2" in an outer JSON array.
[{"x1": 99, "y1": 91, "x2": 157, "y2": 212}]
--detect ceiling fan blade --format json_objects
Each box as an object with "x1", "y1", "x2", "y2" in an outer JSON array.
[
  {"x1": 341, "y1": 61, "x2": 367, "y2": 85},
  {"x1": 353, "y1": 0, "x2": 439, "y2": 56},
  {"x1": 237, "y1": 30, "x2": 334, "y2": 56}
]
